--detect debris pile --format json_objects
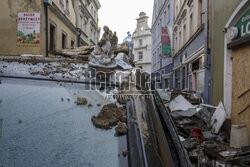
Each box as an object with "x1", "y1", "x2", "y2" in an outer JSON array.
[
  {"x1": 115, "y1": 122, "x2": 128, "y2": 136},
  {"x1": 54, "y1": 46, "x2": 94, "y2": 60},
  {"x1": 158, "y1": 89, "x2": 250, "y2": 166},
  {"x1": 91, "y1": 104, "x2": 127, "y2": 131},
  {"x1": 76, "y1": 97, "x2": 88, "y2": 105}
]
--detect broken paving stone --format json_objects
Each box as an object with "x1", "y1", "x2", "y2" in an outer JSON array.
[
  {"x1": 91, "y1": 103, "x2": 127, "y2": 129},
  {"x1": 122, "y1": 150, "x2": 128, "y2": 157},
  {"x1": 115, "y1": 123, "x2": 128, "y2": 136},
  {"x1": 76, "y1": 97, "x2": 88, "y2": 105}
]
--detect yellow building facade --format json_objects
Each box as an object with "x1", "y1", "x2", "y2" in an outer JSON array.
[{"x1": 0, "y1": 0, "x2": 77, "y2": 57}]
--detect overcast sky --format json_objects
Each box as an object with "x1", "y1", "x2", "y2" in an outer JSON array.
[{"x1": 98, "y1": 0, "x2": 154, "y2": 43}]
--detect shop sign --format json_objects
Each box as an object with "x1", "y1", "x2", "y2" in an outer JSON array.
[
  {"x1": 231, "y1": 8, "x2": 250, "y2": 41},
  {"x1": 161, "y1": 27, "x2": 172, "y2": 58},
  {"x1": 17, "y1": 13, "x2": 40, "y2": 47}
]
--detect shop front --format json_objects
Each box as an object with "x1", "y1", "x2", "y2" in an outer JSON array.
[{"x1": 224, "y1": 1, "x2": 250, "y2": 141}]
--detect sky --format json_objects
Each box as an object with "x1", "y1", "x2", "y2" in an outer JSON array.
[{"x1": 98, "y1": 0, "x2": 154, "y2": 43}]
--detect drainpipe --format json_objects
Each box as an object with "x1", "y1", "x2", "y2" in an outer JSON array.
[
  {"x1": 45, "y1": 4, "x2": 48, "y2": 57},
  {"x1": 43, "y1": 0, "x2": 52, "y2": 57},
  {"x1": 204, "y1": 0, "x2": 211, "y2": 104}
]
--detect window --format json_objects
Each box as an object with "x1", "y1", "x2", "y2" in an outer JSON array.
[
  {"x1": 60, "y1": 0, "x2": 64, "y2": 7},
  {"x1": 90, "y1": 28, "x2": 93, "y2": 40},
  {"x1": 49, "y1": 24, "x2": 56, "y2": 51},
  {"x1": 62, "y1": 32, "x2": 67, "y2": 49},
  {"x1": 198, "y1": 0, "x2": 202, "y2": 27},
  {"x1": 139, "y1": 52, "x2": 143, "y2": 60},
  {"x1": 176, "y1": 5, "x2": 178, "y2": 18},
  {"x1": 91, "y1": 6, "x2": 93, "y2": 16},
  {"x1": 71, "y1": 40, "x2": 74, "y2": 48},
  {"x1": 179, "y1": 31, "x2": 182, "y2": 48},
  {"x1": 183, "y1": 24, "x2": 186, "y2": 44},
  {"x1": 175, "y1": 70, "x2": 180, "y2": 89},
  {"x1": 197, "y1": 71, "x2": 204, "y2": 96},
  {"x1": 66, "y1": 0, "x2": 69, "y2": 14},
  {"x1": 167, "y1": 4, "x2": 170, "y2": 23},
  {"x1": 82, "y1": 18, "x2": 87, "y2": 33},
  {"x1": 189, "y1": 13, "x2": 193, "y2": 38},
  {"x1": 80, "y1": 15, "x2": 83, "y2": 29},
  {"x1": 175, "y1": 31, "x2": 178, "y2": 52},
  {"x1": 164, "y1": 11, "x2": 166, "y2": 26},
  {"x1": 139, "y1": 39, "x2": 143, "y2": 46},
  {"x1": 164, "y1": 78, "x2": 170, "y2": 89}
]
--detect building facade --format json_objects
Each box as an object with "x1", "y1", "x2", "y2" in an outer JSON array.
[
  {"x1": 0, "y1": 0, "x2": 78, "y2": 57},
  {"x1": 48, "y1": 0, "x2": 78, "y2": 56},
  {"x1": 73, "y1": 0, "x2": 101, "y2": 46},
  {"x1": 211, "y1": 0, "x2": 241, "y2": 107},
  {"x1": 132, "y1": 12, "x2": 152, "y2": 73},
  {"x1": 151, "y1": 0, "x2": 174, "y2": 89},
  {"x1": 172, "y1": 0, "x2": 212, "y2": 104},
  {"x1": 223, "y1": 0, "x2": 250, "y2": 140}
]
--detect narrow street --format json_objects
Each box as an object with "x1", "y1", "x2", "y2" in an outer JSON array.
[{"x1": 0, "y1": 0, "x2": 250, "y2": 167}]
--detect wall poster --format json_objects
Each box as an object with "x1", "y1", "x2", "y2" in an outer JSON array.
[{"x1": 17, "y1": 13, "x2": 40, "y2": 47}]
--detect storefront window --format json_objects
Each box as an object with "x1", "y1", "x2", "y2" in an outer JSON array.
[
  {"x1": 164, "y1": 78, "x2": 169, "y2": 89},
  {"x1": 197, "y1": 71, "x2": 204, "y2": 96},
  {"x1": 189, "y1": 74, "x2": 192, "y2": 90}
]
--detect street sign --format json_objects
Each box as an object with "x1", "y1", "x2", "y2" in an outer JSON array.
[{"x1": 233, "y1": 8, "x2": 250, "y2": 41}]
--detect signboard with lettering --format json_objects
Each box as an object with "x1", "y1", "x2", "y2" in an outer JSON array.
[
  {"x1": 17, "y1": 13, "x2": 40, "y2": 47},
  {"x1": 233, "y1": 8, "x2": 250, "y2": 41},
  {"x1": 161, "y1": 27, "x2": 172, "y2": 58}
]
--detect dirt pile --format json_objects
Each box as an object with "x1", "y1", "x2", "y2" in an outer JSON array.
[
  {"x1": 115, "y1": 123, "x2": 128, "y2": 135},
  {"x1": 91, "y1": 103, "x2": 127, "y2": 129},
  {"x1": 76, "y1": 97, "x2": 88, "y2": 105}
]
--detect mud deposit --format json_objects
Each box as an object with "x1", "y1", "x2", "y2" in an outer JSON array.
[
  {"x1": 76, "y1": 97, "x2": 88, "y2": 105},
  {"x1": 115, "y1": 123, "x2": 128, "y2": 136},
  {"x1": 91, "y1": 104, "x2": 127, "y2": 129}
]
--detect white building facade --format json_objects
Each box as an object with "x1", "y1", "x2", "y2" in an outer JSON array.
[{"x1": 132, "y1": 12, "x2": 152, "y2": 73}]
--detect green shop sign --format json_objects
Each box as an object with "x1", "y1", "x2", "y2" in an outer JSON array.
[{"x1": 233, "y1": 8, "x2": 250, "y2": 40}]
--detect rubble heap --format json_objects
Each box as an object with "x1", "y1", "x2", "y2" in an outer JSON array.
[{"x1": 158, "y1": 89, "x2": 250, "y2": 166}]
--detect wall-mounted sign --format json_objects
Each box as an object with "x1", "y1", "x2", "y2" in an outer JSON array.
[
  {"x1": 17, "y1": 13, "x2": 40, "y2": 47},
  {"x1": 161, "y1": 27, "x2": 172, "y2": 58},
  {"x1": 233, "y1": 8, "x2": 250, "y2": 41}
]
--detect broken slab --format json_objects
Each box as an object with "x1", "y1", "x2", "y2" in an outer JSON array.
[
  {"x1": 169, "y1": 95, "x2": 195, "y2": 112},
  {"x1": 210, "y1": 102, "x2": 226, "y2": 134},
  {"x1": 115, "y1": 53, "x2": 133, "y2": 70}
]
